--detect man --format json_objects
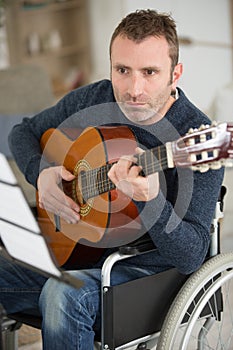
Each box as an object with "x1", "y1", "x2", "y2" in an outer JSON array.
[{"x1": 0, "y1": 9, "x2": 224, "y2": 349}]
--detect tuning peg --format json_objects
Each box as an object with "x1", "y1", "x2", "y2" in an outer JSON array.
[
  {"x1": 199, "y1": 164, "x2": 210, "y2": 173},
  {"x1": 200, "y1": 124, "x2": 211, "y2": 130},
  {"x1": 209, "y1": 161, "x2": 222, "y2": 170},
  {"x1": 188, "y1": 128, "x2": 194, "y2": 134},
  {"x1": 224, "y1": 159, "x2": 233, "y2": 167},
  {"x1": 191, "y1": 164, "x2": 210, "y2": 173},
  {"x1": 189, "y1": 123, "x2": 212, "y2": 134},
  {"x1": 187, "y1": 127, "x2": 198, "y2": 133}
]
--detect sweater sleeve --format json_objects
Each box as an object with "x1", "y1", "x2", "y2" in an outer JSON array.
[
  {"x1": 8, "y1": 95, "x2": 76, "y2": 188},
  {"x1": 8, "y1": 80, "x2": 114, "y2": 188},
  {"x1": 133, "y1": 166, "x2": 224, "y2": 274}
]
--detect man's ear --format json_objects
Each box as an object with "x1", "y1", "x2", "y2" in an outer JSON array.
[{"x1": 171, "y1": 63, "x2": 183, "y2": 89}]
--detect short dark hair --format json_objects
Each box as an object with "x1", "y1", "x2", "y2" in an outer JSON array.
[{"x1": 110, "y1": 9, "x2": 179, "y2": 71}]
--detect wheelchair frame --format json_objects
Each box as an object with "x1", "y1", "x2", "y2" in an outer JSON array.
[
  {"x1": 99, "y1": 186, "x2": 233, "y2": 350},
  {"x1": 1, "y1": 186, "x2": 233, "y2": 350}
]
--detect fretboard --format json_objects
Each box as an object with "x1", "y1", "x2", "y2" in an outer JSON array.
[{"x1": 81, "y1": 144, "x2": 168, "y2": 201}]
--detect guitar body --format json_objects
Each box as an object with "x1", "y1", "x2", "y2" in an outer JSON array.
[
  {"x1": 37, "y1": 121, "x2": 233, "y2": 267},
  {"x1": 37, "y1": 126, "x2": 142, "y2": 266}
]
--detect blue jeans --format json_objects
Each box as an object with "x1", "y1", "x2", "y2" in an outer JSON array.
[{"x1": 0, "y1": 254, "x2": 154, "y2": 349}]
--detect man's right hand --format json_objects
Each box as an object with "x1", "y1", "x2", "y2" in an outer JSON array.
[{"x1": 37, "y1": 166, "x2": 80, "y2": 224}]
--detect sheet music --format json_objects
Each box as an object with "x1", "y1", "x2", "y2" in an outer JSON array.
[
  {"x1": 0, "y1": 153, "x2": 17, "y2": 184},
  {"x1": 0, "y1": 153, "x2": 83, "y2": 289},
  {"x1": 0, "y1": 152, "x2": 59, "y2": 276},
  {"x1": 0, "y1": 182, "x2": 40, "y2": 233},
  {"x1": 0, "y1": 220, "x2": 61, "y2": 277}
]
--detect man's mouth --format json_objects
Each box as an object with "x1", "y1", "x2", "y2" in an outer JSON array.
[{"x1": 124, "y1": 101, "x2": 147, "y2": 108}]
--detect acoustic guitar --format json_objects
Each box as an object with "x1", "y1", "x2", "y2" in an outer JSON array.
[{"x1": 37, "y1": 122, "x2": 233, "y2": 267}]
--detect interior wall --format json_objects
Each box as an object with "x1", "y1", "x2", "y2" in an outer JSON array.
[
  {"x1": 88, "y1": 0, "x2": 233, "y2": 238},
  {"x1": 88, "y1": 0, "x2": 233, "y2": 118},
  {"x1": 88, "y1": 0, "x2": 125, "y2": 82}
]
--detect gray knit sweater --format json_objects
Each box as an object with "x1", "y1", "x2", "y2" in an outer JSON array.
[{"x1": 8, "y1": 79, "x2": 224, "y2": 274}]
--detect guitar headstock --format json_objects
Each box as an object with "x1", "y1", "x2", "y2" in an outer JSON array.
[{"x1": 172, "y1": 122, "x2": 233, "y2": 172}]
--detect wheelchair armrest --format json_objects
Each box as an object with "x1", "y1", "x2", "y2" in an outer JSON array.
[
  {"x1": 101, "y1": 235, "x2": 156, "y2": 287},
  {"x1": 119, "y1": 235, "x2": 156, "y2": 255}
]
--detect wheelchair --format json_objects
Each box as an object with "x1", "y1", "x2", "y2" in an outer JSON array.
[{"x1": 1, "y1": 185, "x2": 233, "y2": 350}]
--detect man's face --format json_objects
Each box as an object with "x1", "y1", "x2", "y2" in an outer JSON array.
[{"x1": 111, "y1": 35, "x2": 182, "y2": 125}]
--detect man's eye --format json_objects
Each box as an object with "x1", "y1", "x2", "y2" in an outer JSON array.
[
  {"x1": 146, "y1": 69, "x2": 155, "y2": 75},
  {"x1": 118, "y1": 67, "x2": 127, "y2": 74}
]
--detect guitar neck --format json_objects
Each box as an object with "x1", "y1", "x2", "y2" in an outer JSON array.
[
  {"x1": 81, "y1": 143, "x2": 171, "y2": 201},
  {"x1": 45, "y1": 122, "x2": 233, "y2": 206},
  {"x1": 136, "y1": 143, "x2": 171, "y2": 175}
]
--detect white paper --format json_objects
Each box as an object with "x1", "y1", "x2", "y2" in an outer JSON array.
[
  {"x1": 0, "y1": 155, "x2": 83, "y2": 289},
  {"x1": 0, "y1": 220, "x2": 61, "y2": 277},
  {"x1": 0, "y1": 182, "x2": 40, "y2": 233},
  {"x1": 0, "y1": 153, "x2": 17, "y2": 184}
]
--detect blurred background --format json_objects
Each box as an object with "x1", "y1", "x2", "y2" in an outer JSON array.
[
  {"x1": 0, "y1": 0, "x2": 232, "y2": 114},
  {"x1": 0, "y1": 0, "x2": 232, "y2": 260},
  {"x1": 0, "y1": 1, "x2": 232, "y2": 348}
]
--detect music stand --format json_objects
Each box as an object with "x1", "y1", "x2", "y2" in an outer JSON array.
[{"x1": 0, "y1": 153, "x2": 82, "y2": 289}]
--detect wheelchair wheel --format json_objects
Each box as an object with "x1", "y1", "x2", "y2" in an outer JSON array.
[{"x1": 157, "y1": 252, "x2": 233, "y2": 350}]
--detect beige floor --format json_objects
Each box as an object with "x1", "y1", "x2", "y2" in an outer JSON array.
[
  {"x1": 18, "y1": 325, "x2": 42, "y2": 350},
  {"x1": 18, "y1": 169, "x2": 233, "y2": 350}
]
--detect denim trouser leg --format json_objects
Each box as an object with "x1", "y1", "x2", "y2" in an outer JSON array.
[
  {"x1": 0, "y1": 253, "x2": 154, "y2": 349},
  {"x1": 0, "y1": 254, "x2": 47, "y2": 314},
  {"x1": 39, "y1": 265, "x2": 154, "y2": 350}
]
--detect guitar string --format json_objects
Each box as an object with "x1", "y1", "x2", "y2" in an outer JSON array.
[
  {"x1": 80, "y1": 146, "x2": 198, "y2": 197},
  {"x1": 77, "y1": 141, "x2": 218, "y2": 200},
  {"x1": 64, "y1": 127, "x2": 227, "y2": 200},
  {"x1": 80, "y1": 151, "x2": 219, "y2": 200},
  {"x1": 80, "y1": 155, "x2": 169, "y2": 200}
]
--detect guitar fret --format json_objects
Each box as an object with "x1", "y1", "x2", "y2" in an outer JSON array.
[
  {"x1": 100, "y1": 168, "x2": 104, "y2": 193},
  {"x1": 100, "y1": 164, "x2": 115, "y2": 194},
  {"x1": 158, "y1": 146, "x2": 167, "y2": 172},
  {"x1": 94, "y1": 168, "x2": 102, "y2": 196},
  {"x1": 97, "y1": 167, "x2": 106, "y2": 194},
  {"x1": 101, "y1": 167, "x2": 107, "y2": 194},
  {"x1": 102, "y1": 165, "x2": 109, "y2": 192},
  {"x1": 160, "y1": 146, "x2": 168, "y2": 169},
  {"x1": 81, "y1": 163, "x2": 116, "y2": 201},
  {"x1": 150, "y1": 149, "x2": 154, "y2": 174},
  {"x1": 81, "y1": 145, "x2": 169, "y2": 201},
  {"x1": 155, "y1": 147, "x2": 161, "y2": 173},
  {"x1": 137, "y1": 145, "x2": 168, "y2": 176},
  {"x1": 96, "y1": 168, "x2": 102, "y2": 194}
]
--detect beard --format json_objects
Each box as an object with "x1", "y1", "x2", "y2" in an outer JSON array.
[
  {"x1": 119, "y1": 102, "x2": 158, "y2": 124},
  {"x1": 115, "y1": 88, "x2": 172, "y2": 125}
]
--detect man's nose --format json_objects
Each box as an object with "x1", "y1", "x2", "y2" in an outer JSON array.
[{"x1": 128, "y1": 74, "x2": 144, "y2": 98}]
